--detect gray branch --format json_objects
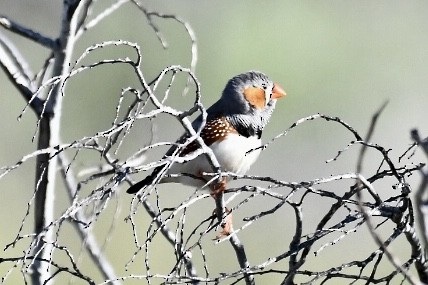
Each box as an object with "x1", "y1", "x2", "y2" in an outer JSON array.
[
  {"x1": 0, "y1": 15, "x2": 56, "y2": 49},
  {"x1": 0, "y1": 32, "x2": 46, "y2": 114}
]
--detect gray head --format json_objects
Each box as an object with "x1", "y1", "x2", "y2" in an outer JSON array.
[
  {"x1": 207, "y1": 71, "x2": 286, "y2": 138},
  {"x1": 218, "y1": 71, "x2": 285, "y2": 116}
]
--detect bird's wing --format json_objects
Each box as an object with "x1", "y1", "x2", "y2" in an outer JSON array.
[
  {"x1": 126, "y1": 115, "x2": 205, "y2": 194},
  {"x1": 126, "y1": 99, "x2": 232, "y2": 194}
]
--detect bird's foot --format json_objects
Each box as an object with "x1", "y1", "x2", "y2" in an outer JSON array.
[
  {"x1": 207, "y1": 176, "x2": 232, "y2": 238},
  {"x1": 210, "y1": 177, "x2": 227, "y2": 199},
  {"x1": 214, "y1": 207, "x2": 233, "y2": 239}
]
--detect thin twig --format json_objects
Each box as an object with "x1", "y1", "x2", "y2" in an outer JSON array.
[{"x1": 355, "y1": 101, "x2": 419, "y2": 285}]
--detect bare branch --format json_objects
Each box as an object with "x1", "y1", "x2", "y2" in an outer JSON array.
[
  {"x1": 58, "y1": 153, "x2": 121, "y2": 284},
  {"x1": 355, "y1": 102, "x2": 420, "y2": 285},
  {"x1": 0, "y1": 32, "x2": 46, "y2": 114},
  {"x1": 411, "y1": 129, "x2": 428, "y2": 275},
  {"x1": 0, "y1": 15, "x2": 56, "y2": 49}
]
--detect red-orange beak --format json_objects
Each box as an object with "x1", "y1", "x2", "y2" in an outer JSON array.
[{"x1": 272, "y1": 83, "x2": 286, "y2": 99}]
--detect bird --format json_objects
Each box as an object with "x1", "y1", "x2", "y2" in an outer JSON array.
[{"x1": 126, "y1": 71, "x2": 286, "y2": 196}]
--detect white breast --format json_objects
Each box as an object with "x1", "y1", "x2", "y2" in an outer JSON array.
[
  {"x1": 209, "y1": 133, "x2": 261, "y2": 174},
  {"x1": 162, "y1": 134, "x2": 261, "y2": 188}
]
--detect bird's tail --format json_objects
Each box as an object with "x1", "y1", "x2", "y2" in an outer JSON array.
[{"x1": 126, "y1": 174, "x2": 156, "y2": 194}]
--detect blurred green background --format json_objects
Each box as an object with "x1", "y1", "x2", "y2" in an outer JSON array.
[{"x1": 1, "y1": 1, "x2": 428, "y2": 284}]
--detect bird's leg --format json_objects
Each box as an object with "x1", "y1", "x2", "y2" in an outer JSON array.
[
  {"x1": 196, "y1": 171, "x2": 233, "y2": 236},
  {"x1": 214, "y1": 207, "x2": 233, "y2": 238},
  {"x1": 210, "y1": 177, "x2": 233, "y2": 237},
  {"x1": 195, "y1": 170, "x2": 227, "y2": 198},
  {"x1": 210, "y1": 176, "x2": 227, "y2": 199}
]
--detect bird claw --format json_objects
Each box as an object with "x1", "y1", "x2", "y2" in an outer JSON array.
[
  {"x1": 213, "y1": 207, "x2": 233, "y2": 239},
  {"x1": 210, "y1": 177, "x2": 227, "y2": 199}
]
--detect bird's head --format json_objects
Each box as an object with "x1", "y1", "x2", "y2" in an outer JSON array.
[{"x1": 220, "y1": 71, "x2": 286, "y2": 116}]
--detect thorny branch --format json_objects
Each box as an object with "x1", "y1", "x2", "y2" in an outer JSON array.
[{"x1": 1, "y1": 1, "x2": 428, "y2": 285}]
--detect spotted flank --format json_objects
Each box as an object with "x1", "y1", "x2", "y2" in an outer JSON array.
[{"x1": 180, "y1": 117, "x2": 238, "y2": 156}]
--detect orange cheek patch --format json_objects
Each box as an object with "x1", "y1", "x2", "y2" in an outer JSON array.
[{"x1": 243, "y1": 87, "x2": 266, "y2": 109}]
